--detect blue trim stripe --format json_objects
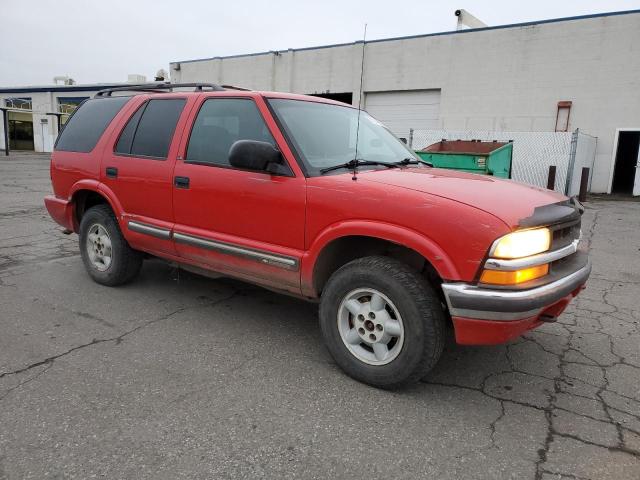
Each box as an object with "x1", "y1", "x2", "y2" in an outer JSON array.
[
  {"x1": 0, "y1": 84, "x2": 126, "y2": 94},
  {"x1": 171, "y1": 9, "x2": 640, "y2": 65}
]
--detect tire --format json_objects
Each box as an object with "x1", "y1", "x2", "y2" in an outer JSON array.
[
  {"x1": 79, "y1": 204, "x2": 143, "y2": 286},
  {"x1": 319, "y1": 256, "x2": 445, "y2": 388}
]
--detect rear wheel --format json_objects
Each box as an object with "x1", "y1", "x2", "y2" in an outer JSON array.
[
  {"x1": 79, "y1": 205, "x2": 143, "y2": 286},
  {"x1": 319, "y1": 256, "x2": 445, "y2": 388}
]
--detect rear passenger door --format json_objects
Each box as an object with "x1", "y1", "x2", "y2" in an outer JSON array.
[
  {"x1": 101, "y1": 95, "x2": 192, "y2": 255},
  {"x1": 172, "y1": 96, "x2": 306, "y2": 294}
]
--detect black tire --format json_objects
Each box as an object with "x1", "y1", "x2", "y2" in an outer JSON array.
[
  {"x1": 319, "y1": 256, "x2": 445, "y2": 389},
  {"x1": 79, "y1": 204, "x2": 143, "y2": 286}
]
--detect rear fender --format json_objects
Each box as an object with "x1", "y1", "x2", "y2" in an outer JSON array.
[
  {"x1": 96, "y1": 182, "x2": 125, "y2": 223},
  {"x1": 65, "y1": 180, "x2": 124, "y2": 232}
]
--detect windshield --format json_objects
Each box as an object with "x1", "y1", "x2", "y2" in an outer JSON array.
[{"x1": 268, "y1": 98, "x2": 420, "y2": 176}]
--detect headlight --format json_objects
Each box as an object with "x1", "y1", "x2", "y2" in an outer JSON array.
[{"x1": 491, "y1": 228, "x2": 551, "y2": 259}]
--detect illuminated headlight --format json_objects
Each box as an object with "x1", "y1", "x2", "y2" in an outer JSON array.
[{"x1": 491, "y1": 228, "x2": 551, "y2": 259}]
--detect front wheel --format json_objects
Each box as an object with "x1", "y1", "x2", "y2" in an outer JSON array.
[{"x1": 319, "y1": 256, "x2": 445, "y2": 388}]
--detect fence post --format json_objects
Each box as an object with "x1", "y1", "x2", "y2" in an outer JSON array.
[
  {"x1": 409, "y1": 128, "x2": 414, "y2": 149},
  {"x1": 564, "y1": 128, "x2": 579, "y2": 195},
  {"x1": 547, "y1": 166, "x2": 557, "y2": 190},
  {"x1": 1, "y1": 108, "x2": 9, "y2": 156}
]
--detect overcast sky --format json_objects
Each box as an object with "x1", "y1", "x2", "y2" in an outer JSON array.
[{"x1": 1, "y1": 0, "x2": 639, "y2": 86}]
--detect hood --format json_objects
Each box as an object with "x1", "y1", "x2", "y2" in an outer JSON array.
[{"x1": 358, "y1": 167, "x2": 568, "y2": 228}]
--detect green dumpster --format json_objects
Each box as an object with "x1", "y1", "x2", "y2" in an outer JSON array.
[{"x1": 415, "y1": 140, "x2": 513, "y2": 178}]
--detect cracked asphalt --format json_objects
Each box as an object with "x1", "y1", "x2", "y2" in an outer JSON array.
[{"x1": 1, "y1": 152, "x2": 639, "y2": 479}]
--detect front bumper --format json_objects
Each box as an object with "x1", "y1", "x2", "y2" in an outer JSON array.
[
  {"x1": 442, "y1": 258, "x2": 591, "y2": 321},
  {"x1": 441, "y1": 257, "x2": 591, "y2": 345}
]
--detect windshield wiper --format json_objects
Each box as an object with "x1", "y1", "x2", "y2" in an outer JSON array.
[
  {"x1": 319, "y1": 158, "x2": 397, "y2": 174},
  {"x1": 394, "y1": 157, "x2": 433, "y2": 167}
]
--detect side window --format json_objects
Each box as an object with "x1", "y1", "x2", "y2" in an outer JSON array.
[
  {"x1": 115, "y1": 99, "x2": 186, "y2": 159},
  {"x1": 55, "y1": 96, "x2": 130, "y2": 153},
  {"x1": 186, "y1": 98, "x2": 275, "y2": 167},
  {"x1": 114, "y1": 104, "x2": 145, "y2": 154}
]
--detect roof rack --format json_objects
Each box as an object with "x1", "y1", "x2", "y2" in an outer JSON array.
[
  {"x1": 94, "y1": 82, "x2": 239, "y2": 98},
  {"x1": 220, "y1": 84, "x2": 252, "y2": 91}
]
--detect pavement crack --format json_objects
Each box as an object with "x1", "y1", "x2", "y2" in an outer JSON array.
[
  {"x1": 0, "y1": 290, "x2": 238, "y2": 386},
  {"x1": 488, "y1": 398, "x2": 506, "y2": 450},
  {"x1": 0, "y1": 363, "x2": 52, "y2": 402}
]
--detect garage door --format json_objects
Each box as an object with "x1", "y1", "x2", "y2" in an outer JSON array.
[{"x1": 364, "y1": 90, "x2": 441, "y2": 139}]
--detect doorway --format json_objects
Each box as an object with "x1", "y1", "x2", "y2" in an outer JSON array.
[
  {"x1": 8, "y1": 116, "x2": 35, "y2": 151},
  {"x1": 308, "y1": 92, "x2": 353, "y2": 105},
  {"x1": 611, "y1": 130, "x2": 640, "y2": 196}
]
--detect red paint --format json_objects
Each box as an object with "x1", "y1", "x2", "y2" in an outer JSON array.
[
  {"x1": 44, "y1": 195, "x2": 74, "y2": 231},
  {"x1": 452, "y1": 285, "x2": 585, "y2": 345},
  {"x1": 452, "y1": 316, "x2": 546, "y2": 345},
  {"x1": 358, "y1": 167, "x2": 567, "y2": 229},
  {"x1": 47, "y1": 89, "x2": 586, "y2": 346}
]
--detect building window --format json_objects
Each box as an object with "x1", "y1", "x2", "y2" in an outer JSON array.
[
  {"x1": 57, "y1": 97, "x2": 89, "y2": 115},
  {"x1": 4, "y1": 97, "x2": 32, "y2": 110},
  {"x1": 57, "y1": 97, "x2": 89, "y2": 125}
]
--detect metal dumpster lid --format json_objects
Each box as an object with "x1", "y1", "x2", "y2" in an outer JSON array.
[{"x1": 420, "y1": 139, "x2": 510, "y2": 155}]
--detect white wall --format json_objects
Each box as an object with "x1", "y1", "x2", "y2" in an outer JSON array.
[{"x1": 171, "y1": 12, "x2": 640, "y2": 193}]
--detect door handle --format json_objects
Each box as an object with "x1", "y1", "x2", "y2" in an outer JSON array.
[
  {"x1": 174, "y1": 176, "x2": 190, "y2": 189},
  {"x1": 106, "y1": 167, "x2": 118, "y2": 178}
]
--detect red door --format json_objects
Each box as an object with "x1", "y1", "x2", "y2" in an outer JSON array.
[
  {"x1": 100, "y1": 94, "x2": 194, "y2": 255},
  {"x1": 171, "y1": 94, "x2": 306, "y2": 294}
]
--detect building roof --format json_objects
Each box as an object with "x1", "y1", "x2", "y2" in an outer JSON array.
[
  {"x1": 0, "y1": 83, "x2": 129, "y2": 95},
  {"x1": 171, "y1": 8, "x2": 640, "y2": 65}
]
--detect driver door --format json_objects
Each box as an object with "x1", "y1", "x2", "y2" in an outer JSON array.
[{"x1": 171, "y1": 95, "x2": 306, "y2": 294}]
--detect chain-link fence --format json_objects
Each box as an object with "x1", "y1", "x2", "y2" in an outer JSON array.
[{"x1": 409, "y1": 128, "x2": 597, "y2": 195}]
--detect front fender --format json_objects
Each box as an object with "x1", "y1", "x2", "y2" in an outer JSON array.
[{"x1": 300, "y1": 220, "x2": 459, "y2": 297}]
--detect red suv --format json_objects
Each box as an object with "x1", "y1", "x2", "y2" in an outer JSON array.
[{"x1": 45, "y1": 83, "x2": 590, "y2": 388}]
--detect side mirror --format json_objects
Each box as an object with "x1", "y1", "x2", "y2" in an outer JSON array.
[{"x1": 228, "y1": 140, "x2": 284, "y2": 173}]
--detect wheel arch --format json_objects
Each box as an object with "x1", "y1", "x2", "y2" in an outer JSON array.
[
  {"x1": 69, "y1": 181, "x2": 123, "y2": 232},
  {"x1": 301, "y1": 221, "x2": 459, "y2": 298}
]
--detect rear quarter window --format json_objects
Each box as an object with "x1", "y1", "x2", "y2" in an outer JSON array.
[
  {"x1": 55, "y1": 96, "x2": 130, "y2": 153},
  {"x1": 114, "y1": 99, "x2": 186, "y2": 159}
]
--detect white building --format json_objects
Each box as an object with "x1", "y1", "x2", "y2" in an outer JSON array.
[
  {"x1": 170, "y1": 9, "x2": 640, "y2": 195},
  {"x1": 0, "y1": 76, "x2": 149, "y2": 155}
]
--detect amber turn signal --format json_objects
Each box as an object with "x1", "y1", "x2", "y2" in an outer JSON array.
[{"x1": 480, "y1": 264, "x2": 549, "y2": 285}]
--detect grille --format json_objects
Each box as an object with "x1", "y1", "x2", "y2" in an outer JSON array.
[
  {"x1": 549, "y1": 219, "x2": 582, "y2": 274},
  {"x1": 551, "y1": 219, "x2": 581, "y2": 250}
]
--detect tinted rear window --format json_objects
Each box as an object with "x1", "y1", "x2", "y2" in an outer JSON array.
[
  {"x1": 55, "y1": 97, "x2": 130, "y2": 153},
  {"x1": 114, "y1": 103, "x2": 145, "y2": 155},
  {"x1": 125, "y1": 99, "x2": 186, "y2": 159}
]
